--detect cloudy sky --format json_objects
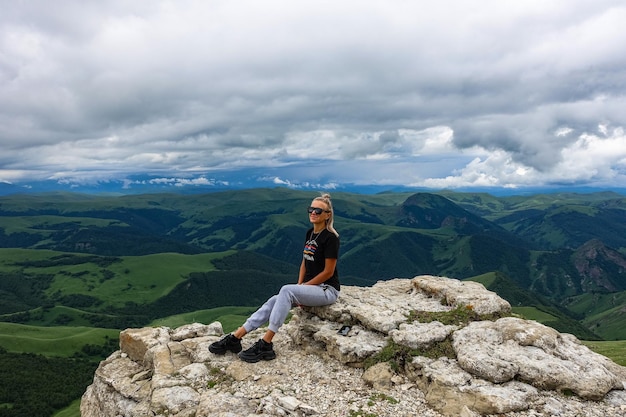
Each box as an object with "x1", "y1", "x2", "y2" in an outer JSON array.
[{"x1": 2, "y1": 0, "x2": 626, "y2": 192}]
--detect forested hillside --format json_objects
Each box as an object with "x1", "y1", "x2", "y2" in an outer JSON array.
[
  {"x1": 0, "y1": 188, "x2": 625, "y2": 416},
  {"x1": 1, "y1": 188, "x2": 626, "y2": 334}
]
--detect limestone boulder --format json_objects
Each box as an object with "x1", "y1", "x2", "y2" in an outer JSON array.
[
  {"x1": 412, "y1": 275, "x2": 512, "y2": 315},
  {"x1": 390, "y1": 321, "x2": 458, "y2": 349},
  {"x1": 407, "y1": 356, "x2": 539, "y2": 415},
  {"x1": 453, "y1": 317, "x2": 626, "y2": 400},
  {"x1": 305, "y1": 278, "x2": 451, "y2": 333},
  {"x1": 119, "y1": 326, "x2": 170, "y2": 363}
]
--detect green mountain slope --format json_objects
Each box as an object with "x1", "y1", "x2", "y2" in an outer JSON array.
[
  {"x1": 1, "y1": 188, "x2": 626, "y2": 340},
  {"x1": 441, "y1": 191, "x2": 626, "y2": 250},
  {"x1": 563, "y1": 291, "x2": 626, "y2": 340}
]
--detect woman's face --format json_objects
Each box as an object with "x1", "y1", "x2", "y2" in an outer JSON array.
[{"x1": 308, "y1": 200, "x2": 330, "y2": 226}]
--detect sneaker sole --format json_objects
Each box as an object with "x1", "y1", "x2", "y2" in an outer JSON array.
[
  {"x1": 208, "y1": 344, "x2": 242, "y2": 354},
  {"x1": 239, "y1": 352, "x2": 276, "y2": 363}
]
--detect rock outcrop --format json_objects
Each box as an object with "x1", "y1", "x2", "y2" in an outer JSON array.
[{"x1": 81, "y1": 275, "x2": 626, "y2": 416}]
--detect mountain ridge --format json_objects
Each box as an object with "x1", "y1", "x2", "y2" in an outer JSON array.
[{"x1": 1, "y1": 188, "x2": 626, "y2": 340}]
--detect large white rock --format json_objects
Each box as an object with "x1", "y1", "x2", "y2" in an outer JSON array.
[
  {"x1": 407, "y1": 356, "x2": 539, "y2": 415},
  {"x1": 390, "y1": 321, "x2": 458, "y2": 349},
  {"x1": 412, "y1": 275, "x2": 512, "y2": 315},
  {"x1": 453, "y1": 317, "x2": 626, "y2": 400}
]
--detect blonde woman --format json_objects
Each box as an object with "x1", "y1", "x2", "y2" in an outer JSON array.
[{"x1": 209, "y1": 193, "x2": 340, "y2": 362}]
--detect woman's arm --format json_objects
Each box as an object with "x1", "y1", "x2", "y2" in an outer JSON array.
[
  {"x1": 297, "y1": 259, "x2": 306, "y2": 284},
  {"x1": 303, "y1": 258, "x2": 337, "y2": 286}
]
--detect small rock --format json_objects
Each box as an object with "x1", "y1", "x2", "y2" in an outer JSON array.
[{"x1": 278, "y1": 395, "x2": 301, "y2": 411}]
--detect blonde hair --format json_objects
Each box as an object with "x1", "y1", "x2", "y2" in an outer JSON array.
[{"x1": 313, "y1": 193, "x2": 339, "y2": 237}]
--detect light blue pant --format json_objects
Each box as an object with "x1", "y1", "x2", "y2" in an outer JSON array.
[{"x1": 243, "y1": 284, "x2": 339, "y2": 333}]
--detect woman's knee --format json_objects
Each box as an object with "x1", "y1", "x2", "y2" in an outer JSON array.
[
  {"x1": 279, "y1": 284, "x2": 298, "y2": 293},
  {"x1": 277, "y1": 284, "x2": 301, "y2": 302}
]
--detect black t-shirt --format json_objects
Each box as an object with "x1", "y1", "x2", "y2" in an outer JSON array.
[{"x1": 302, "y1": 228, "x2": 340, "y2": 291}]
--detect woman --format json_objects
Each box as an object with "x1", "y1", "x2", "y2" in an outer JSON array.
[{"x1": 209, "y1": 193, "x2": 340, "y2": 363}]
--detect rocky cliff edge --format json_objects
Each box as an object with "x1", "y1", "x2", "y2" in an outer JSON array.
[{"x1": 80, "y1": 275, "x2": 626, "y2": 417}]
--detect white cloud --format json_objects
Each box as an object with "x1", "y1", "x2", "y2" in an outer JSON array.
[
  {"x1": 263, "y1": 176, "x2": 339, "y2": 190},
  {"x1": 416, "y1": 125, "x2": 626, "y2": 189},
  {"x1": 555, "y1": 127, "x2": 626, "y2": 181},
  {"x1": 1, "y1": 0, "x2": 626, "y2": 191}
]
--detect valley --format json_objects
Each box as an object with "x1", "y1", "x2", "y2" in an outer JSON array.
[{"x1": 1, "y1": 188, "x2": 626, "y2": 417}]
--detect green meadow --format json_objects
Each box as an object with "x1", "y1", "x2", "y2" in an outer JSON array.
[
  {"x1": 512, "y1": 306, "x2": 559, "y2": 322},
  {"x1": 0, "y1": 249, "x2": 228, "y2": 308},
  {"x1": 0, "y1": 323, "x2": 118, "y2": 357},
  {"x1": 52, "y1": 400, "x2": 81, "y2": 417},
  {"x1": 583, "y1": 340, "x2": 626, "y2": 366}
]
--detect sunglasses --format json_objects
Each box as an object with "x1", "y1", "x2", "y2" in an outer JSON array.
[{"x1": 308, "y1": 206, "x2": 330, "y2": 215}]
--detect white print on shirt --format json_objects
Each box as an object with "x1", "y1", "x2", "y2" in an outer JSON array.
[{"x1": 303, "y1": 239, "x2": 317, "y2": 261}]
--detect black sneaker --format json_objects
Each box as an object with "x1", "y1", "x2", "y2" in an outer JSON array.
[
  {"x1": 238, "y1": 339, "x2": 277, "y2": 363},
  {"x1": 208, "y1": 334, "x2": 242, "y2": 354}
]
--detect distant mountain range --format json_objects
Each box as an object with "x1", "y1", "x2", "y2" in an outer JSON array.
[
  {"x1": 3, "y1": 173, "x2": 626, "y2": 197},
  {"x1": 1, "y1": 188, "x2": 626, "y2": 341}
]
